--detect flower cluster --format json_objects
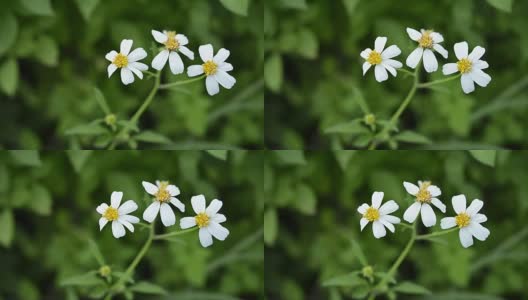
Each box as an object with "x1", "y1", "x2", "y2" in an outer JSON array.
[
  {"x1": 357, "y1": 180, "x2": 490, "y2": 248},
  {"x1": 361, "y1": 27, "x2": 491, "y2": 94},
  {"x1": 105, "y1": 30, "x2": 236, "y2": 96},
  {"x1": 96, "y1": 180, "x2": 230, "y2": 247}
]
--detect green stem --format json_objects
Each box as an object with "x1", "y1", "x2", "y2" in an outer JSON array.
[
  {"x1": 417, "y1": 74, "x2": 461, "y2": 88},
  {"x1": 153, "y1": 227, "x2": 198, "y2": 240},
  {"x1": 415, "y1": 227, "x2": 458, "y2": 240},
  {"x1": 159, "y1": 75, "x2": 206, "y2": 89},
  {"x1": 398, "y1": 68, "x2": 416, "y2": 77}
]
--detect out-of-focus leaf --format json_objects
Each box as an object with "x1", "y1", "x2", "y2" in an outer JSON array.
[
  {"x1": 486, "y1": 0, "x2": 513, "y2": 12},
  {"x1": 0, "y1": 12, "x2": 18, "y2": 56},
  {"x1": 20, "y1": 0, "x2": 54, "y2": 16},
  {"x1": 279, "y1": 0, "x2": 307, "y2": 9},
  {"x1": 74, "y1": 0, "x2": 100, "y2": 21},
  {"x1": 9, "y1": 150, "x2": 41, "y2": 167},
  {"x1": 325, "y1": 119, "x2": 367, "y2": 134},
  {"x1": 322, "y1": 272, "x2": 363, "y2": 287},
  {"x1": 293, "y1": 184, "x2": 316, "y2": 215},
  {"x1": 296, "y1": 29, "x2": 318, "y2": 59},
  {"x1": 93, "y1": 87, "x2": 111, "y2": 115},
  {"x1": 59, "y1": 271, "x2": 101, "y2": 287},
  {"x1": 130, "y1": 281, "x2": 167, "y2": 295},
  {"x1": 65, "y1": 123, "x2": 108, "y2": 136},
  {"x1": 0, "y1": 58, "x2": 18, "y2": 96},
  {"x1": 264, "y1": 209, "x2": 278, "y2": 245},
  {"x1": 264, "y1": 54, "x2": 283, "y2": 92},
  {"x1": 33, "y1": 36, "x2": 58, "y2": 66},
  {"x1": 67, "y1": 150, "x2": 93, "y2": 173},
  {"x1": 0, "y1": 210, "x2": 15, "y2": 247},
  {"x1": 219, "y1": 0, "x2": 250, "y2": 16},
  {"x1": 394, "y1": 131, "x2": 432, "y2": 145},
  {"x1": 393, "y1": 281, "x2": 431, "y2": 295},
  {"x1": 134, "y1": 131, "x2": 173, "y2": 144},
  {"x1": 469, "y1": 150, "x2": 496, "y2": 167},
  {"x1": 206, "y1": 150, "x2": 228, "y2": 160},
  {"x1": 27, "y1": 184, "x2": 52, "y2": 215},
  {"x1": 274, "y1": 150, "x2": 306, "y2": 165}
]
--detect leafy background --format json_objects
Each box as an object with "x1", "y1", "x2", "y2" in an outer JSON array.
[
  {"x1": 0, "y1": 0, "x2": 263, "y2": 149},
  {"x1": 264, "y1": 150, "x2": 528, "y2": 299},
  {"x1": 264, "y1": 0, "x2": 528, "y2": 149},
  {"x1": 0, "y1": 150, "x2": 263, "y2": 299}
]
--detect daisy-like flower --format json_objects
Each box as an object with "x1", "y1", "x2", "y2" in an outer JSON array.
[
  {"x1": 357, "y1": 192, "x2": 401, "y2": 239},
  {"x1": 142, "y1": 180, "x2": 185, "y2": 227},
  {"x1": 442, "y1": 42, "x2": 491, "y2": 94},
  {"x1": 96, "y1": 191, "x2": 140, "y2": 239},
  {"x1": 403, "y1": 181, "x2": 446, "y2": 227},
  {"x1": 151, "y1": 30, "x2": 194, "y2": 74},
  {"x1": 440, "y1": 195, "x2": 490, "y2": 248},
  {"x1": 360, "y1": 37, "x2": 403, "y2": 82},
  {"x1": 405, "y1": 28, "x2": 448, "y2": 73},
  {"x1": 106, "y1": 39, "x2": 148, "y2": 85},
  {"x1": 180, "y1": 195, "x2": 229, "y2": 247},
  {"x1": 187, "y1": 44, "x2": 236, "y2": 96}
]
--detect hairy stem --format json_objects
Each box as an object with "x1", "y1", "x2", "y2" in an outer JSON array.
[
  {"x1": 153, "y1": 227, "x2": 198, "y2": 240},
  {"x1": 159, "y1": 75, "x2": 206, "y2": 89},
  {"x1": 415, "y1": 227, "x2": 458, "y2": 240},
  {"x1": 416, "y1": 74, "x2": 461, "y2": 88}
]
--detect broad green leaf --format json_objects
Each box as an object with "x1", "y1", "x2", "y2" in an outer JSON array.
[
  {"x1": 134, "y1": 131, "x2": 172, "y2": 144},
  {"x1": 59, "y1": 271, "x2": 101, "y2": 287},
  {"x1": 264, "y1": 54, "x2": 283, "y2": 92},
  {"x1": 129, "y1": 281, "x2": 167, "y2": 295},
  {"x1": 20, "y1": 0, "x2": 54, "y2": 16},
  {"x1": 65, "y1": 123, "x2": 108, "y2": 136},
  {"x1": 28, "y1": 184, "x2": 52, "y2": 215},
  {"x1": 274, "y1": 150, "x2": 306, "y2": 165},
  {"x1": 66, "y1": 150, "x2": 93, "y2": 173},
  {"x1": 324, "y1": 119, "x2": 367, "y2": 134},
  {"x1": 296, "y1": 29, "x2": 318, "y2": 59},
  {"x1": 0, "y1": 210, "x2": 15, "y2": 247},
  {"x1": 322, "y1": 272, "x2": 363, "y2": 287},
  {"x1": 264, "y1": 209, "x2": 278, "y2": 245},
  {"x1": 469, "y1": 150, "x2": 496, "y2": 167},
  {"x1": 486, "y1": 0, "x2": 513, "y2": 12},
  {"x1": 206, "y1": 150, "x2": 228, "y2": 160},
  {"x1": 9, "y1": 150, "x2": 41, "y2": 167},
  {"x1": 33, "y1": 36, "x2": 58, "y2": 66},
  {"x1": 74, "y1": 0, "x2": 100, "y2": 21},
  {"x1": 0, "y1": 58, "x2": 18, "y2": 96},
  {"x1": 219, "y1": 0, "x2": 250, "y2": 16},
  {"x1": 0, "y1": 12, "x2": 18, "y2": 56},
  {"x1": 93, "y1": 87, "x2": 111, "y2": 115},
  {"x1": 394, "y1": 131, "x2": 432, "y2": 145},
  {"x1": 393, "y1": 281, "x2": 431, "y2": 295},
  {"x1": 293, "y1": 184, "x2": 316, "y2": 215}
]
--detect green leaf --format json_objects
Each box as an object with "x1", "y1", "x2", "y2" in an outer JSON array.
[
  {"x1": 342, "y1": 0, "x2": 361, "y2": 18},
  {"x1": 65, "y1": 122, "x2": 108, "y2": 136},
  {"x1": 33, "y1": 36, "x2": 58, "y2": 66},
  {"x1": 219, "y1": 0, "x2": 250, "y2": 16},
  {"x1": 93, "y1": 87, "x2": 111, "y2": 115},
  {"x1": 275, "y1": 150, "x2": 306, "y2": 165},
  {"x1": 0, "y1": 58, "x2": 18, "y2": 96},
  {"x1": 134, "y1": 131, "x2": 172, "y2": 144},
  {"x1": 349, "y1": 238, "x2": 368, "y2": 266},
  {"x1": 394, "y1": 131, "x2": 432, "y2": 145},
  {"x1": 264, "y1": 209, "x2": 278, "y2": 245},
  {"x1": 469, "y1": 150, "x2": 496, "y2": 167},
  {"x1": 87, "y1": 238, "x2": 105, "y2": 266},
  {"x1": 129, "y1": 281, "x2": 167, "y2": 295},
  {"x1": 0, "y1": 164, "x2": 8, "y2": 193},
  {"x1": 19, "y1": 0, "x2": 54, "y2": 16},
  {"x1": 393, "y1": 281, "x2": 431, "y2": 295},
  {"x1": 296, "y1": 29, "x2": 318, "y2": 59},
  {"x1": 59, "y1": 271, "x2": 101, "y2": 287},
  {"x1": 67, "y1": 150, "x2": 93, "y2": 173},
  {"x1": 486, "y1": 0, "x2": 513, "y2": 12},
  {"x1": 322, "y1": 272, "x2": 364, "y2": 287},
  {"x1": 279, "y1": 0, "x2": 307, "y2": 9},
  {"x1": 9, "y1": 150, "x2": 41, "y2": 167},
  {"x1": 324, "y1": 119, "x2": 367, "y2": 134},
  {"x1": 334, "y1": 151, "x2": 355, "y2": 171},
  {"x1": 0, "y1": 12, "x2": 18, "y2": 56},
  {"x1": 74, "y1": 0, "x2": 100, "y2": 21},
  {"x1": 206, "y1": 150, "x2": 228, "y2": 160},
  {"x1": 264, "y1": 54, "x2": 283, "y2": 92},
  {"x1": 28, "y1": 184, "x2": 52, "y2": 215},
  {"x1": 0, "y1": 210, "x2": 15, "y2": 247},
  {"x1": 293, "y1": 184, "x2": 316, "y2": 215}
]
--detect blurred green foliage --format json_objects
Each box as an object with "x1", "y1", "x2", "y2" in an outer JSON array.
[
  {"x1": 0, "y1": 150, "x2": 263, "y2": 299},
  {"x1": 0, "y1": 0, "x2": 263, "y2": 149},
  {"x1": 265, "y1": 150, "x2": 528, "y2": 299},
  {"x1": 265, "y1": 0, "x2": 528, "y2": 149}
]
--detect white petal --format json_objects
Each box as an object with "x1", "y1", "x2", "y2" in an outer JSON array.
[
  {"x1": 454, "y1": 42, "x2": 468, "y2": 60},
  {"x1": 468, "y1": 46, "x2": 485, "y2": 61},
  {"x1": 212, "y1": 214, "x2": 226, "y2": 223},
  {"x1": 357, "y1": 203, "x2": 369, "y2": 215},
  {"x1": 206, "y1": 199, "x2": 223, "y2": 216},
  {"x1": 384, "y1": 59, "x2": 402, "y2": 69},
  {"x1": 381, "y1": 215, "x2": 400, "y2": 224},
  {"x1": 191, "y1": 195, "x2": 206, "y2": 214},
  {"x1": 379, "y1": 200, "x2": 399, "y2": 215},
  {"x1": 382, "y1": 63, "x2": 397, "y2": 77},
  {"x1": 420, "y1": 203, "x2": 436, "y2": 227},
  {"x1": 205, "y1": 76, "x2": 220, "y2": 96},
  {"x1": 178, "y1": 45, "x2": 194, "y2": 60},
  {"x1": 175, "y1": 34, "x2": 189, "y2": 45},
  {"x1": 105, "y1": 50, "x2": 117, "y2": 62},
  {"x1": 423, "y1": 49, "x2": 438, "y2": 73},
  {"x1": 371, "y1": 192, "x2": 384, "y2": 209},
  {"x1": 360, "y1": 48, "x2": 372, "y2": 59},
  {"x1": 120, "y1": 39, "x2": 133, "y2": 56},
  {"x1": 152, "y1": 50, "x2": 169, "y2": 71},
  {"x1": 99, "y1": 217, "x2": 108, "y2": 230},
  {"x1": 180, "y1": 217, "x2": 196, "y2": 229},
  {"x1": 120, "y1": 67, "x2": 134, "y2": 85},
  {"x1": 151, "y1": 30, "x2": 168, "y2": 43},
  {"x1": 160, "y1": 203, "x2": 176, "y2": 227},
  {"x1": 107, "y1": 64, "x2": 117, "y2": 77},
  {"x1": 470, "y1": 69, "x2": 491, "y2": 87},
  {"x1": 440, "y1": 217, "x2": 456, "y2": 229},
  {"x1": 128, "y1": 66, "x2": 143, "y2": 80},
  {"x1": 466, "y1": 199, "x2": 484, "y2": 216},
  {"x1": 473, "y1": 60, "x2": 489, "y2": 69},
  {"x1": 207, "y1": 222, "x2": 230, "y2": 241},
  {"x1": 119, "y1": 219, "x2": 134, "y2": 233},
  {"x1": 170, "y1": 197, "x2": 185, "y2": 212},
  {"x1": 382, "y1": 45, "x2": 401, "y2": 59},
  {"x1": 473, "y1": 214, "x2": 487, "y2": 223},
  {"x1": 143, "y1": 201, "x2": 161, "y2": 223},
  {"x1": 374, "y1": 37, "x2": 387, "y2": 52},
  {"x1": 433, "y1": 44, "x2": 448, "y2": 59},
  {"x1": 219, "y1": 62, "x2": 233, "y2": 72},
  {"x1": 111, "y1": 192, "x2": 123, "y2": 208},
  {"x1": 142, "y1": 181, "x2": 158, "y2": 195},
  {"x1": 452, "y1": 195, "x2": 467, "y2": 214},
  {"x1": 372, "y1": 221, "x2": 386, "y2": 239},
  {"x1": 374, "y1": 65, "x2": 388, "y2": 82},
  {"x1": 199, "y1": 44, "x2": 214, "y2": 62},
  {"x1": 461, "y1": 74, "x2": 475, "y2": 94},
  {"x1": 403, "y1": 202, "x2": 421, "y2": 223},
  {"x1": 96, "y1": 203, "x2": 108, "y2": 214},
  {"x1": 403, "y1": 182, "x2": 419, "y2": 195},
  {"x1": 459, "y1": 227, "x2": 474, "y2": 248},
  {"x1": 168, "y1": 51, "x2": 185, "y2": 74},
  {"x1": 362, "y1": 62, "x2": 372, "y2": 75},
  {"x1": 213, "y1": 48, "x2": 230, "y2": 64},
  {"x1": 120, "y1": 214, "x2": 139, "y2": 224},
  {"x1": 111, "y1": 221, "x2": 126, "y2": 238},
  {"x1": 406, "y1": 47, "x2": 423, "y2": 69},
  {"x1": 128, "y1": 48, "x2": 147, "y2": 62},
  {"x1": 406, "y1": 28, "x2": 421, "y2": 41},
  {"x1": 360, "y1": 218, "x2": 369, "y2": 231},
  {"x1": 431, "y1": 198, "x2": 446, "y2": 213},
  {"x1": 379, "y1": 216, "x2": 395, "y2": 233},
  {"x1": 443, "y1": 63, "x2": 458, "y2": 75},
  {"x1": 199, "y1": 227, "x2": 213, "y2": 247},
  {"x1": 468, "y1": 222, "x2": 490, "y2": 241},
  {"x1": 427, "y1": 185, "x2": 441, "y2": 197},
  {"x1": 214, "y1": 70, "x2": 236, "y2": 89},
  {"x1": 118, "y1": 200, "x2": 138, "y2": 215},
  {"x1": 187, "y1": 65, "x2": 204, "y2": 77},
  {"x1": 167, "y1": 185, "x2": 180, "y2": 196},
  {"x1": 431, "y1": 32, "x2": 444, "y2": 43}
]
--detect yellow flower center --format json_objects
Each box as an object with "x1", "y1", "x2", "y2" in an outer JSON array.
[
  {"x1": 418, "y1": 30, "x2": 434, "y2": 48},
  {"x1": 457, "y1": 58, "x2": 472, "y2": 74},
  {"x1": 113, "y1": 53, "x2": 128, "y2": 68},
  {"x1": 366, "y1": 51, "x2": 382, "y2": 65},
  {"x1": 203, "y1": 60, "x2": 218, "y2": 76},
  {"x1": 363, "y1": 207, "x2": 380, "y2": 222},
  {"x1": 103, "y1": 207, "x2": 119, "y2": 221},
  {"x1": 155, "y1": 181, "x2": 171, "y2": 202},
  {"x1": 455, "y1": 212, "x2": 471, "y2": 228},
  {"x1": 416, "y1": 181, "x2": 432, "y2": 203},
  {"x1": 164, "y1": 31, "x2": 180, "y2": 51},
  {"x1": 195, "y1": 212, "x2": 210, "y2": 228}
]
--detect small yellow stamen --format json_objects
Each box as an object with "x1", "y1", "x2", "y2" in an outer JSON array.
[
  {"x1": 113, "y1": 53, "x2": 128, "y2": 68},
  {"x1": 457, "y1": 58, "x2": 472, "y2": 74},
  {"x1": 155, "y1": 181, "x2": 171, "y2": 202},
  {"x1": 418, "y1": 30, "x2": 434, "y2": 48},
  {"x1": 366, "y1": 51, "x2": 382, "y2": 65},
  {"x1": 363, "y1": 207, "x2": 380, "y2": 222},
  {"x1": 195, "y1": 212, "x2": 210, "y2": 228},
  {"x1": 416, "y1": 181, "x2": 432, "y2": 203},
  {"x1": 103, "y1": 207, "x2": 119, "y2": 221},
  {"x1": 164, "y1": 31, "x2": 180, "y2": 51},
  {"x1": 455, "y1": 212, "x2": 471, "y2": 228},
  {"x1": 203, "y1": 61, "x2": 218, "y2": 76}
]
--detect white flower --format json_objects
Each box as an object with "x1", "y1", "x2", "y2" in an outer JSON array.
[
  {"x1": 357, "y1": 192, "x2": 401, "y2": 239},
  {"x1": 440, "y1": 195, "x2": 490, "y2": 248},
  {"x1": 151, "y1": 30, "x2": 194, "y2": 74},
  {"x1": 405, "y1": 28, "x2": 448, "y2": 73},
  {"x1": 180, "y1": 195, "x2": 229, "y2": 247},
  {"x1": 96, "y1": 191, "x2": 139, "y2": 239},
  {"x1": 106, "y1": 39, "x2": 148, "y2": 85},
  {"x1": 142, "y1": 180, "x2": 185, "y2": 227},
  {"x1": 442, "y1": 42, "x2": 491, "y2": 94},
  {"x1": 187, "y1": 44, "x2": 236, "y2": 96},
  {"x1": 403, "y1": 181, "x2": 446, "y2": 227},
  {"x1": 360, "y1": 37, "x2": 403, "y2": 82}
]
